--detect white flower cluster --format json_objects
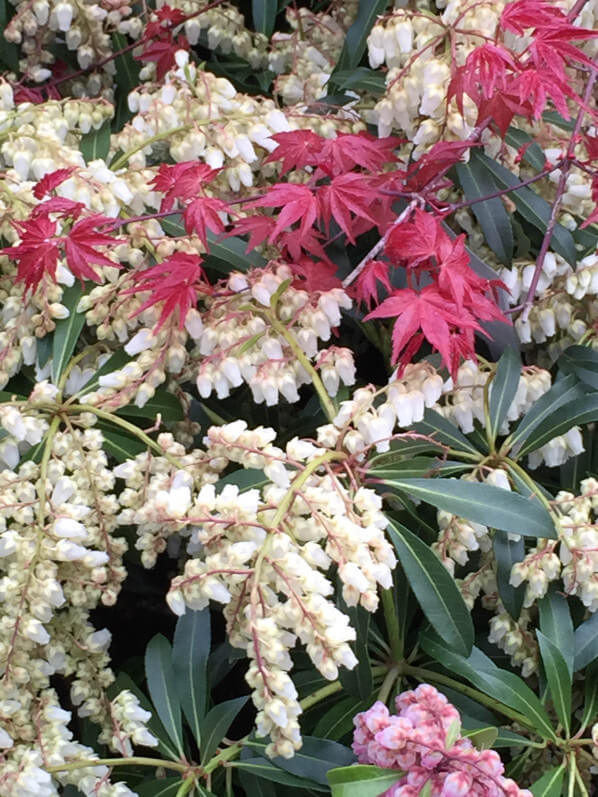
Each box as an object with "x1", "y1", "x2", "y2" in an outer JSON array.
[
  {"x1": 488, "y1": 609, "x2": 538, "y2": 677},
  {"x1": 115, "y1": 419, "x2": 396, "y2": 757},
  {"x1": 100, "y1": 690, "x2": 159, "y2": 755},
  {"x1": 316, "y1": 362, "x2": 444, "y2": 457},
  {"x1": 433, "y1": 509, "x2": 491, "y2": 576},
  {"x1": 366, "y1": 1, "x2": 507, "y2": 146},
  {"x1": 188, "y1": 264, "x2": 355, "y2": 405}
]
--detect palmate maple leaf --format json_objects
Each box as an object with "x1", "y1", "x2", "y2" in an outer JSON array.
[
  {"x1": 151, "y1": 161, "x2": 219, "y2": 211},
  {"x1": 385, "y1": 208, "x2": 445, "y2": 268},
  {"x1": 264, "y1": 130, "x2": 326, "y2": 175},
  {"x1": 290, "y1": 257, "x2": 342, "y2": 293},
  {"x1": 1, "y1": 215, "x2": 61, "y2": 291},
  {"x1": 353, "y1": 260, "x2": 392, "y2": 310},
  {"x1": 364, "y1": 286, "x2": 482, "y2": 374},
  {"x1": 246, "y1": 183, "x2": 317, "y2": 244},
  {"x1": 125, "y1": 252, "x2": 211, "y2": 331},
  {"x1": 316, "y1": 132, "x2": 401, "y2": 177},
  {"x1": 404, "y1": 141, "x2": 476, "y2": 192},
  {"x1": 64, "y1": 216, "x2": 120, "y2": 282},
  {"x1": 33, "y1": 168, "x2": 76, "y2": 200},
  {"x1": 317, "y1": 173, "x2": 378, "y2": 244},
  {"x1": 135, "y1": 33, "x2": 189, "y2": 81},
  {"x1": 183, "y1": 196, "x2": 229, "y2": 247}
]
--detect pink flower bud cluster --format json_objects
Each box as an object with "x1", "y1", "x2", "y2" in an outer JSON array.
[{"x1": 353, "y1": 685, "x2": 532, "y2": 797}]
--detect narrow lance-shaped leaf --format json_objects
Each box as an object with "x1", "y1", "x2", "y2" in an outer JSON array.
[
  {"x1": 580, "y1": 660, "x2": 598, "y2": 732},
  {"x1": 172, "y1": 608, "x2": 211, "y2": 747},
  {"x1": 488, "y1": 347, "x2": 521, "y2": 442},
  {"x1": 517, "y1": 393, "x2": 598, "y2": 457},
  {"x1": 200, "y1": 696, "x2": 248, "y2": 764},
  {"x1": 529, "y1": 764, "x2": 566, "y2": 797},
  {"x1": 412, "y1": 409, "x2": 483, "y2": 458},
  {"x1": 52, "y1": 282, "x2": 85, "y2": 384},
  {"x1": 328, "y1": 765, "x2": 403, "y2": 797},
  {"x1": 493, "y1": 531, "x2": 526, "y2": 620},
  {"x1": 538, "y1": 590, "x2": 574, "y2": 678},
  {"x1": 79, "y1": 120, "x2": 111, "y2": 163},
  {"x1": 378, "y1": 477, "x2": 555, "y2": 539},
  {"x1": 536, "y1": 631, "x2": 572, "y2": 736},
  {"x1": 144, "y1": 635, "x2": 184, "y2": 757},
  {"x1": 332, "y1": 0, "x2": 388, "y2": 73},
  {"x1": 246, "y1": 736, "x2": 355, "y2": 786},
  {"x1": 573, "y1": 611, "x2": 598, "y2": 671},
  {"x1": 252, "y1": 0, "x2": 277, "y2": 37},
  {"x1": 559, "y1": 344, "x2": 598, "y2": 390},
  {"x1": 456, "y1": 158, "x2": 513, "y2": 264},
  {"x1": 387, "y1": 520, "x2": 474, "y2": 656}
]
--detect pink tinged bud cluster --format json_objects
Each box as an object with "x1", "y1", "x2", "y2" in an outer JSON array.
[{"x1": 353, "y1": 685, "x2": 532, "y2": 797}]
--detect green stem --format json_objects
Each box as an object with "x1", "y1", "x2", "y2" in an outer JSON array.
[
  {"x1": 46, "y1": 757, "x2": 187, "y2": 775},
  {"x1": 404, "y1": 665, "x2": 535, "y2": 732},
  {"x1": 378, "y1": 664, "x2": 400, "y2": 704},
  {"x1": 68, "y1": 404, "x2": 183, "y2": 469},
  {"x1": 266, "y1": 311, "x2": 336, "y2": 422},
  {"x1": 175, "y1": 775, "x2": 196, "y2": 797},
  {"x1": 204, "y1": 742, "x2": 244, "y2": 775},
  {"x1": 504, "y1": 457, "x2": 553, "y2": 513},
  {"x1": 567, "y1": 753, "x2": 577, "y2": 797},
  {"x1": 110, "y1": 125, "x2": 192, "y2": 171},
  {"x1": 381, "y1": 587, "x2": 402, "y2": 662}
]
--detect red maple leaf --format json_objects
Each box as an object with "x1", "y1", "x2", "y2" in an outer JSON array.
[
  {"x1": 500, "y1": 0, "x2": 566, "y2": 35},
  {"x1": 364, "y1": 286, "x2": 481, "y2": 374},
  {"x1": 512, "y1": 67, "x2": 574, "y2": 120},
  {"x1": 289, "y1": 258, "x2": 342, "y2": 293},
  {"x1": 316, "y1": 132, "x2": 401, "y2": 177},
  {"x1": 230, "y1": 215, "x2": 276, "y2": 252},
  {"x1": 64, "y1": 216, "x2": 120, "y2": 282},
  {"x1": 318, "y1": 173, "x2": 377, "y2": 243},
  {"x1": 448, "y1": 45, "x2": 517, "y2": 115},
  {"x1": 33, "y1": 168, "x2": 76, "y2": 200},
  {"x1": 246, "y1": 183, "x2": 317, "y2": 243},
  {"x1": 183, "y1": 196, "x2": 229, "y2": 247},
  {"x1": 125, "y1": 252, "x2": 211, "y2": 330},
  {"x1": 385, "y1": 209, "x2": 445, "y2": 268},
  {"x1": 135, "y1": 34, "x2": 189, "y2": 81},
  {"x1": 155, "y1": 4, "x2": 186, "y2": 25},
  {"x1": 1, "y1": 214, "x2": 61, "y2": 291},
  {"x1": 353, "y1": 260, "x2": 392, "y2": 309},
  {"x1": 404, "y1": 141, "x2": 477, "y2": 192},
  {"x1": 263, "y1": 130, "x2": 326, "y2": 175},
  {"x1": 151, "y1": 162, "x2": 219, "y2": 211}
]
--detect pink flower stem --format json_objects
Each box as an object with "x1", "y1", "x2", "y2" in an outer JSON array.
[{"x1": 519, "y1": 59, "x2": 598, "y2": 322}]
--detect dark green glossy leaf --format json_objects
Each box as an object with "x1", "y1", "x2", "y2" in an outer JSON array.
[
  {"x1": 231, "y1": 758, "x2": 328, "y2": 790},
  {"x1": 368, "y1": 438, "x2": 445, "y2": 469},
  {"x1": 37, "y1": 334, "x2": 53, "y2": 368},
  {"x1": 116, "y1": 390, "x2": 184, "y2": 421},
  {"x1": 238, "y1": 772, "x2": 277, "y2": 797},
  {"x1": 472, "y1": 151, "x2": 578, "y2": 265},
  {"x1": 538, "y1": 590, "x2": 574, "y2": 677},
  {"x1": 573, "y1": 611, "x2": 598, "y2": 671},
  {"x1": 456, "y1": 159, "x2": 513, "y2": 264},
  {"x1": 327, "y1": 765, "x2": 402, "y2": 797},
  {"x1": 252, "y1": 0, "x2": 277, "y2": 36},
  {"x1": 200, "y1": 696, "x2": 248, "y2": 764},
  {"x1": 0, "y1": 0, "x2": 19, "y2": 70},
  {"x1": 338, "y1": 599, "x2": 372, "y2": 700},
  {"x1": 580, "y1": 660, "x2": 598, "y2": 731},
  {"x1": 379, "y1": 478, "x2": 555, "y2": 538},
  {"x1": 371, "y1": 458, "x2": 471, "y2": 479},
  {"x1": 144, "y1": 635, "x2": 184, "y2": 757},
  {"x1": 504, "y1": 128, "x2": 546, "y2": 171},
  {"x1": 172, "y1": 608, "x2": 210, "y2": 746},
  {"x1": 420, "y1": 632, "x2": 557, "y2": 740},
  {"x1": 462, "y1": 726, "x2": 498, "y2": 750},
  {"x1": 134, "y1": 779, "x2": 182, "y2": 797},
  {"x1": 506, "y1": 374, "x2": 586, "y2": 452},
  {"x1": 537, "y1": 630, "x2": 571, "y2": 735},
  {"x1": 387, "y1": 520, "x2": 474, "y2": 656},
  {"x1": 111, "y1": 32, "x2": 141, "y2": 132},
  {"x1": 52, "y1": 283, "x2": 85, "y2": 384},
  {"x1": 80, "y1": 120, "x2": 111, "y2": 163},
  {"x1": 102, "y1": 428, "x2": 146, "y2": 462},
  {"x1": 412, "y1": 409, "x2": 482, "y2": 457},
  {"x1": 77, "y1": 350, "x2": 133, "y2": 396},
  {"x1": 517, "y1": 393, "x2": 598, "y2": 457},
  {"x1": 216, "y1": 468, "x2": 269, "y2": 492},
  {"x1": 493, "y1": 531, "x2": 526, "y2": 620},
  {"x1": 331, "y1": 68, "x2": 386, "y2": 95},
  {"x1": 313, "y1": 697, "x2": 369, "y2": 740},
  {"x1": 559, "y1": 345, "x2": 598, "y2": 390},
  {"x1": 248, "y1": 736, "x2": 355, "y2": 786},
  {"x1": 333, "y1": 0, "x2": 388, "y2": 73},
  {"x1": 529, "y1": 764, "x2": 566, "y2": 797},
  {"x1": 488, "y1": 347, "x2": 521, "y2": 441}
]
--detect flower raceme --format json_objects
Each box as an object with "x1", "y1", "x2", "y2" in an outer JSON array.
[{"x1": 353, "y1": 685, "x2": 532, "y2": 797}]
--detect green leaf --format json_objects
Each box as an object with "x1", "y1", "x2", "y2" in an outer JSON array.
[
  {"x1": 313, "y1": 697, "x2": 369, "y2": 740},
  {"x1": 456, "y1": 159, "x2": 513, "y2": 264},
  {"x1": 200, "y1": 696, "x2": 248, "y2": 764},
  {"x1": 462, "y1": 726, "x2": 498, "y2": 750},
  {"x1": 559, "y1": 345, "x2": 598, "y2": 390},
  {"x1": 368, "y1": 438, "x2": 445, "y2": 469},
  {"x1": 573, "y1": 611, "x2": 598, "y2": 671},
  {"x1": 134, "y1": 779, "x2": 182, "y2": 797},
  {"x1": 238, "y1": 772, "x2": 277, "y2": 797},
  {"x1": 504, "y1": 127, "x2": 546, "y2": 171},
  {"x1": 248, "y1": 736, "x2": 355, "y2": 786},
  {"x1": 37, "y1": 334, "x2": 53, "y2": 368},
  {"x1": 538, "y1": 590, "x2": 574, "y2": 677},
  {"x1": 338, "y1": 600, "x2": 372, "y2": 700},
  {"x1": 252, "y1": 0, "x2": 277, "y2": 36},
  {"x1": 493, "y1": 532, "x2": 526, "y2": 620},
  {"x1": 52, "y1": 283, "x2": 86, "y2": 384},
  {"x1": 77, "y1": 350, "x2": 133, "y2": 395},
  {"x1": 529, "y1": 763, "x2": 566, "y2": 797},
  {"x1": 0, "y1": 0, "x2": 19, "y2": 70},
  {"x1": 507, "y1": 374, "x2": 586, "y2": 452},
  {"x1": 371, "y1": 458, "x2": 470, "y2": 480},
  {"x1": 111, "y1": 33, "x2": 141, "y2": 133},
  {"x1": 144, "y1": 635, "x2": 184, "y2": 757},
  {"x1": 216, "y1": 468, "x2": 269, "y2": 492},
  {"x1": 379, "y1": 478, "x2": 555, "y2": 539},
  {"x1": 488, "y1": 348, "x2": 521, "y2": 442},
  {"x1": 472, "y1": 151, "x2": 578, "y2": 265},
  {"x1": 327, "y1": 765, "x2": 402, "y2": 797},
  {"x1": 420, "y1": 632, "x2": 557, "y2": 740},
  {"x1": 580, "y1": 660, "x2": 598, "y2": 731},
  {"x1": 517, "y1": 393, "x2": 598, "y2": 457},
  {"x1": 387, "y1": 520, "x2": 474, "y2": 656},
  {"x1": 412, "y1": 409, "x2": 482, "y2": 457},
  {"x1": 332, "y1": 68, "x2": 386, "y2": 95},
  {"x1": 231, "y1": 759, "x2": 328, "y2": 790},
  {"x1": 536, "y1": 630, "x2": 572, "y2": 735},
  {"x1": 80, "y1": 120, "x2": 111, "y2": 163},
  {"x1": 172, "y1": 609, "x2": 210, "y2": 747},
  {"x1": 116, "y1": 390, "x2": 184, "y2": 422},
  {"x1": 102, "y1": 428, "x2": 146, "y2": 462},
  {"x1": 333, "y1": 0, "x2": 388, "y2": 73}
]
